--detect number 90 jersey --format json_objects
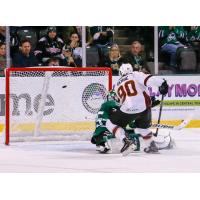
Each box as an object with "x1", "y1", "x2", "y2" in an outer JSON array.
[{"x1": 114, "y1": 72, "x2": 163, "y2": 114}]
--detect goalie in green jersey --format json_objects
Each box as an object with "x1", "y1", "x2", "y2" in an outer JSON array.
[{"x1": 91, "y1": 90, "x2": 140, "y2": 153}]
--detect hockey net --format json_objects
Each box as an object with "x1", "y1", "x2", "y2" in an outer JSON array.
[{"x1": 4, "y1": 67, "x2": 112, "y2": 145}]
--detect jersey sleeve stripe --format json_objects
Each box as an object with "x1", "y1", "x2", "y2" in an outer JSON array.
[
  {"x1": 143, "y1": 91, "x2": 151, "y2": 109},
  {"x1": 113, "y1": 126, "x2": 120, "y2": 136},
  {"x1": 144, "y1": 75, "x2": 153, "y2": 86},
  {"x1": 142, "y1": 132, "x2": 153, "y2": 139}
]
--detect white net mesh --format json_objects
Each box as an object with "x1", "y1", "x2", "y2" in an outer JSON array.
[{"x1": 6, "y1": 68, "x2": 111, "y2": 143}]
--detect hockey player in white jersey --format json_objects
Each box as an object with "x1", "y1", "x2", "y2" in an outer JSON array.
[{"x1": 106, "y1": 63, "x2": 169, "y2": 154}]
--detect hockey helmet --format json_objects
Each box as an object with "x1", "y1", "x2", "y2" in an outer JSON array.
[{"x1": 119, "y1": 63, "x2": 133, "y2": 76}]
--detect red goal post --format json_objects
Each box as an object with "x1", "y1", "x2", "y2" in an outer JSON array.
[{"x1": 5, "y1": 67, "x2": 112, "y2": 145}]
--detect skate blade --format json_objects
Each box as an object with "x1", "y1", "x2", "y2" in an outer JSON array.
[{"x1": 122, "y1": 144, "x2": 136, "y2": 156}]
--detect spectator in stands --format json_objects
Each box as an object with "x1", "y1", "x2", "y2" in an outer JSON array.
[
  {"x1": 61, "y1": 46, "x2": 78, "y2": 67},
  {"x1": 60, "y1": 26, "x2": 78, "y2": 44},
  {"x1": 124, "y1": 41, "x2": 151, "y2": 73},
  {"x1": 128, "y1": 27, "x2": 154, "y2": 61},
  {"x1": 47, "y1": 57, "x2": 60, "y2": 66},
  {"x1": 0, "y1": 42, "x2": 6, "y2": 76},
  {"x1": 34, "y1": 26, "x2": 64, "y2": 65},
  {"x1": 61, "y1": 32, "x2": 82, "y2": 67},
  {"x1": 159, "y1": 26, "x2": 187, "y2": 67},
  {"x1": 10, "y1": 27, "x2": 20, "y2": 58},
  {"x1": 187, "y1": 26, "x2": 200, "y2": 61},
  {"x1": 88, "y1": 26, "x2": 114, "y2": 47},
  {"x1": 0, "y1": 26, "x2": 6, "y2": 43},
  {"x1": 87, "y1": 26, "x2": 114, "y2": 64},
  {"x1": 12, "y1": 39, "x2": 38, "y2": 67},
  {"x1": 187, "y1": 26, "x2": 200, "y2": 44},
  {"x1": 99, "y1": 44, "x2": 123, "y2": 75}
]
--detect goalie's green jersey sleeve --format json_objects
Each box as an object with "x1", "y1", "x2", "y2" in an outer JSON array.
[
  {"x1": 94, "y1": 100, "x2": 119, "y2": 136},
  {"x1": 92, "y1": 100, "x2": 140, "y2": 150}
]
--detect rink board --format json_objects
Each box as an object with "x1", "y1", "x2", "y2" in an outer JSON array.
[
  {"x1": 0, "y1": 75, "x2": 200, "y2": 136},
  {"x1": 0, "y1": 119, "x2": 199, "y2": 135}
]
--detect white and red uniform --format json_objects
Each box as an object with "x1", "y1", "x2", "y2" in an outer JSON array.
[
  {"x1": 114, "y1": 71, "x2": 164, "y2": 114},
  {"x1": 106, "y1": 71, "x2": 165, "y2": 151}
]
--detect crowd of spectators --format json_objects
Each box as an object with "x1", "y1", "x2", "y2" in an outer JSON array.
[
  {"x1": 0, "y1": 26, "x2": 199, "y2": 77},
  {"x1": 0, "y1": 26, "x2": 84, "y2": 71},
  {"x1": 159, "y1": 26, "x2": 200, "y2": 72},
  {"x1": 98, "y1": 41, "x2": 150, "y2": 75}
]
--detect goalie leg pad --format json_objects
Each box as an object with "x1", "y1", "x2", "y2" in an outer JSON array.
[
  {"x1": 154, "y1": 133, "x2": 175, "y2": 150},
  {"x1": 91, "y1": 131, "x2": 110, "y2": 146}
]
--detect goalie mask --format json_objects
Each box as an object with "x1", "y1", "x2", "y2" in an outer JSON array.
[{"x1": 106, "y1": 90, "x2": 119, "y2": 103}]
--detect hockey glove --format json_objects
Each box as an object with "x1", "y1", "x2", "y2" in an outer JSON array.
[
  {"x1": 151, "y1": 96, "x2": 161, "y2": 107},
  {"x1": 159, "y1": 80, "x2": 168, "y2": 95}
]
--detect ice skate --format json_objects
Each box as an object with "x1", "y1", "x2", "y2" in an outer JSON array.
[
  {"x1": 121, "y1": 138, "x2": 136, "y2": 156},
  {"x1": 144, "y1": 141, "x2": 159, "y2": 154}
]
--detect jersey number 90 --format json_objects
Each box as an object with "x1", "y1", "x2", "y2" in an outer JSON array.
[{"x1": 117, "y1": 80, "x2": 137, "y2": 103}]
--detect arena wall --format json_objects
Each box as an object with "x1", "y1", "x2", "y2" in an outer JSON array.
[{"x1": 0, "y1": 75, "x2": 199, "y2": 136}]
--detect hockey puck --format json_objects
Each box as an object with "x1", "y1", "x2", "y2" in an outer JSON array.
[{"x1": 62, "y1": 85, "x2": 67, "y2": 88}]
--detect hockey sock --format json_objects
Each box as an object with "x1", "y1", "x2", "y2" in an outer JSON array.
[
  {"x1": 142, "y1": 132, "x2": 153, "y2": 148},
  {"x1": 106, "y1": 119, "x2": 125, "y2": 142},
  {"x1": 113, "y1": 126, "x2": 125, "y2": 141}
]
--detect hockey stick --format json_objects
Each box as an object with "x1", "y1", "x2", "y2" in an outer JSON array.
[
  {"x1": 151, "y1": 117, "x2": 191, "y2": 131},
  {"x1": 155, "y1": 94, "x2": 165, "y2": 136}
]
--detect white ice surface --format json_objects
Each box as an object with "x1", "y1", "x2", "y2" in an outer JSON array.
[{"x1": 0, "y1": 129, "x2": 200, "y2": 172}]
